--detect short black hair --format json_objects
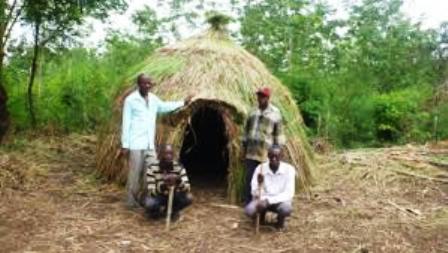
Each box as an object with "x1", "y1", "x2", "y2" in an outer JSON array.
[
  {"x1": 137, "y1": 73, "x2": 146, "y2": 83},
  {"x1": 158, "y1": 144, "x2": 173, "y2": 152},
  {"x1": 269, "y1": 144, "x2": 283, "y2": 150},
  {"x1": 269, "y1": 144, "x2": 282, "y2": 152},
  {"x1": 137, "y1": 73, "x2": 154, "y2": 84}
]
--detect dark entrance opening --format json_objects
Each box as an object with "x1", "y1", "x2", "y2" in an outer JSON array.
[{"x1": 180, "y1": 107, "x2": 229, "y2": 190}]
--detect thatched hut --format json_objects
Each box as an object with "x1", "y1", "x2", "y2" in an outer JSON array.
[{"x1": 96, "y1": 16, "x2": 315, "y2": 203}]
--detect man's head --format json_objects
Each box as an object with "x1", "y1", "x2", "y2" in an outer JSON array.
[
  {"x1": 158, "y1": 144, "x2": 174, "y2": 163},
  {"x1": 256, "y1": 87, "x2": 271, "y2": 110},
  {"x1": 137, "y1": 73, "x2": 154, "y2": 96},
  {"x1": 268, "y1": 144, "x2": 282, "y2": 170}
]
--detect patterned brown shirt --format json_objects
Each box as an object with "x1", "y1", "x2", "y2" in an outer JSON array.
[{"x1": 242, "y1": 104, "x2": 285, "y2": 162}]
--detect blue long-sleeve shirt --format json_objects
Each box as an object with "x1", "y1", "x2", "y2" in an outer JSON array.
[{"x1": 121, "y1": 90, "x2": 184, "y2": 150}]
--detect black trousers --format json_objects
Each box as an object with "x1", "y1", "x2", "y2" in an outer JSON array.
[
  {"x1": 243, "y1": 159, "x2": 261, "y2": 205},
  {"x1": 144, "y1": 191, "x2": 192, "y2": 218}
]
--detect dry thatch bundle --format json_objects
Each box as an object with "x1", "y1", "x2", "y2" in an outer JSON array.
[{"x1": 96, "y1": 19, "x2": 316, "y2": 203}]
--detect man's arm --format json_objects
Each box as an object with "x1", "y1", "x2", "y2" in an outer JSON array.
[
  {"x1": 154, "y1": 95, "x2": 185, "y2": 114},
  {"x1": 241, "y1": 115, "x2": 253, "y2": 158},
  {"x1": 146, "y1": 165, "x2": 157, "y2": 196},
  {"x1": 177, "y1": 166, "x2": 191, "y2": 192},
  {"x1": 273, "y1": 117, "x2": 285, "y2": 146},
  {"x1": 266, "y1": 166, "x2": 295, "y2": 204},
  {"x1": 121, "y1": 98, "x2": 132, "y2": 149},
  {"x1": 250, "y1": 164, "x2": 262, "y2": 198}
]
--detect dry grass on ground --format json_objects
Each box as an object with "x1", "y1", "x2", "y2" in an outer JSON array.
[{"x1": 0, "y1": 136, "x2": 447, "y2": 252}]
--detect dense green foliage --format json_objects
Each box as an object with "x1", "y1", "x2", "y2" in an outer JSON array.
[
  {"x1": 2, "y1": 0, "x2": 447, "y2": 147},
  {"x1": 240, "y1": 0, "x2": 448, "y2": 147},
  {"x1": 5, "y1": 30, "x2": 159, "y2": 133}
]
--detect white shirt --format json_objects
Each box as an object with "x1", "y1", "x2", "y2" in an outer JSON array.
[
  {"x1": 121, "y1": 90, "x2": 184, "y2": 150},
  {"x1": 251, "y1": 161, "x2": 296, "y2": 204}
]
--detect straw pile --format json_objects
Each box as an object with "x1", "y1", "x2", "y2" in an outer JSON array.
[{"x1": 96, "y1": 16, "x2": 315, "y2": 203}]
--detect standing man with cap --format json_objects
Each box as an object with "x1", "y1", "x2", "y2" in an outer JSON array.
[
  {"x1": 241, "y1": 87, "x2": 285, "y2": 205},
  {"x1": 121, "y1": 73, "x2": 193, "y2": 209}
]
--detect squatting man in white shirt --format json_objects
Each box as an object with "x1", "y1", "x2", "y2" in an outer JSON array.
[{"x1": 244, "y1": 145, "x2": 295, "y2": 230}]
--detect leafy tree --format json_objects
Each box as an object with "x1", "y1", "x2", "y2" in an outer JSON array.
[
  {"x1": 0, "y1": 0, "x2": 24, "y2": 142},
  {"x1": 2, "y1": 0, "x2": 447, "y2": 147},
  {"x1": 4, "y1": 8, "x2": 162, "y2": 133},
  {"x1": 21, "y1": 0, "x2": 127, "y2": 127},
  {"x1": 239, "y1": 0, "x2": 447, "y2": 147},
  {"x1": 132, "y1": 5, "x2": 161, "y2": 43}
]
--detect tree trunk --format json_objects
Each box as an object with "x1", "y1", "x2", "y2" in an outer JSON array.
[
  {"x1": 27, "y1": 22, "x2": 40, "y2": 127},
  {"x1": 0, "y1": 0, "x2": 9, "y2": 143},
  {"x1": 0, "y1": 0, "x2": 22, "y2": 143},
  {"x1": 0, "y1": 29, "x2": 9, "y2": 143},
  {"x1": 0, "y1": 65, "x2": 9, "y2": 143}
]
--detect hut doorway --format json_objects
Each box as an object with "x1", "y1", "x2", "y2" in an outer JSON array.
[{"x1": 180, "y1": 106, "x2": 229, "y2": 190}]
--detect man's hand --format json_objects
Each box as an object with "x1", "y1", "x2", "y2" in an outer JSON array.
[
  {"x1": 240, "y1": 149, "x2": 246, "y2": 161},
  {"x1": 184, "y1": 94, "x2": 194, "y2": 105},
  {"x1": 257, "y1": 173, "x2": 264, "y2": 184},
  {"x1": 255, "y1": 199, "x2": 268, "y2": 212},
  {"x1": 163, "y1": 174, "x2": 179, "y2": 187},
  {"x1": 121, "y1": 148, "x2": 130, "y2": 157}
]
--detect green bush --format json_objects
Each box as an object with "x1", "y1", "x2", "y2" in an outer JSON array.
[
  {"x1": 372, "y1": 88, "x2": 432, "y2": 143},
  {"x1": 5, "y1": 36, "x2": 157, "y2": 134}
]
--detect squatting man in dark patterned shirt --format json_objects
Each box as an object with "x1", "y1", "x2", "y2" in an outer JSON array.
[{"x1": 143, "y1": 144, "x2": 192, "y2": 221}]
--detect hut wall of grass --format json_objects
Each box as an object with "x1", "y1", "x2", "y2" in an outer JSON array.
[{"x1": 96, "y1": 26, "x2": 316, "y2": 203}]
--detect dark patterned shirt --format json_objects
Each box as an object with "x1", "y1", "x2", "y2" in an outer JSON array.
[
  {"x1": 146, "y1": 162, "x2": 190, "y2": 196},
  {"x1": 242, "y1": 104, "x2": 285, "y2": 162}
]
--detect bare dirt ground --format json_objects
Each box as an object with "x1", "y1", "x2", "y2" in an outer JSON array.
[{"x1": 0, "y1": 135, "x2": 447, "y2": 253}]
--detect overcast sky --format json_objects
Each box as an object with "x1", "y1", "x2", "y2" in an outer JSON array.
[{"x1": 327, "y1": 0, "x2": 447, "y2": 28}]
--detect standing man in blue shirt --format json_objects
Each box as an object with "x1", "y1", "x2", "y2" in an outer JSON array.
[{"x1": 121, "y1": 73, "x2": 193, "y2": 209}]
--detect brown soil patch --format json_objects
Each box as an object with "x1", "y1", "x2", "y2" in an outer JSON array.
[{"x1": 0, "y1": 136, "x2": 447, "y2": 252}]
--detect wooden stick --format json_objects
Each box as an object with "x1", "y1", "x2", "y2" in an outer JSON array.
[
  {"x1": 390, "y1": 168, "x2": 448, "y2": 184},
  {"x1": 209, "y1": 203, "x2": 240, "y2": 209},
  {"x1": 429, "y1": 161, "x2": 448, "y2": 170},
  {"x1": 387, "y1": 200, "x2": 421, "y2": 217},
  {"x1": 255, "y1": 205, "x2": 260, "y2": 234},
  {"x1": 166, "y1": 186, "x2": 175, "y2": 231},
  {"x1": 255, "y1": 179, "x2": 262, "y2": 235}
]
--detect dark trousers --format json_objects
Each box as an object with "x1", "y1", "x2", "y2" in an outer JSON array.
[
  {"x1": 144, "y1": 191, "x2": 192, "y2": 218},
  {"x1": 245, "y1": 200, "x2": 292, "y2": 227},
  {"x1": 243, "y1": 159, "x2": 261, "y2": 205}
]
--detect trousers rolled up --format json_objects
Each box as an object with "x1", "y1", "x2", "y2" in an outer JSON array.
[
  {"x1": 245, "y1": 200, "x2": 292, "y2": 226},
  {"x1": 126, "y1": 149, "x2": 157, "y2": 208}
]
